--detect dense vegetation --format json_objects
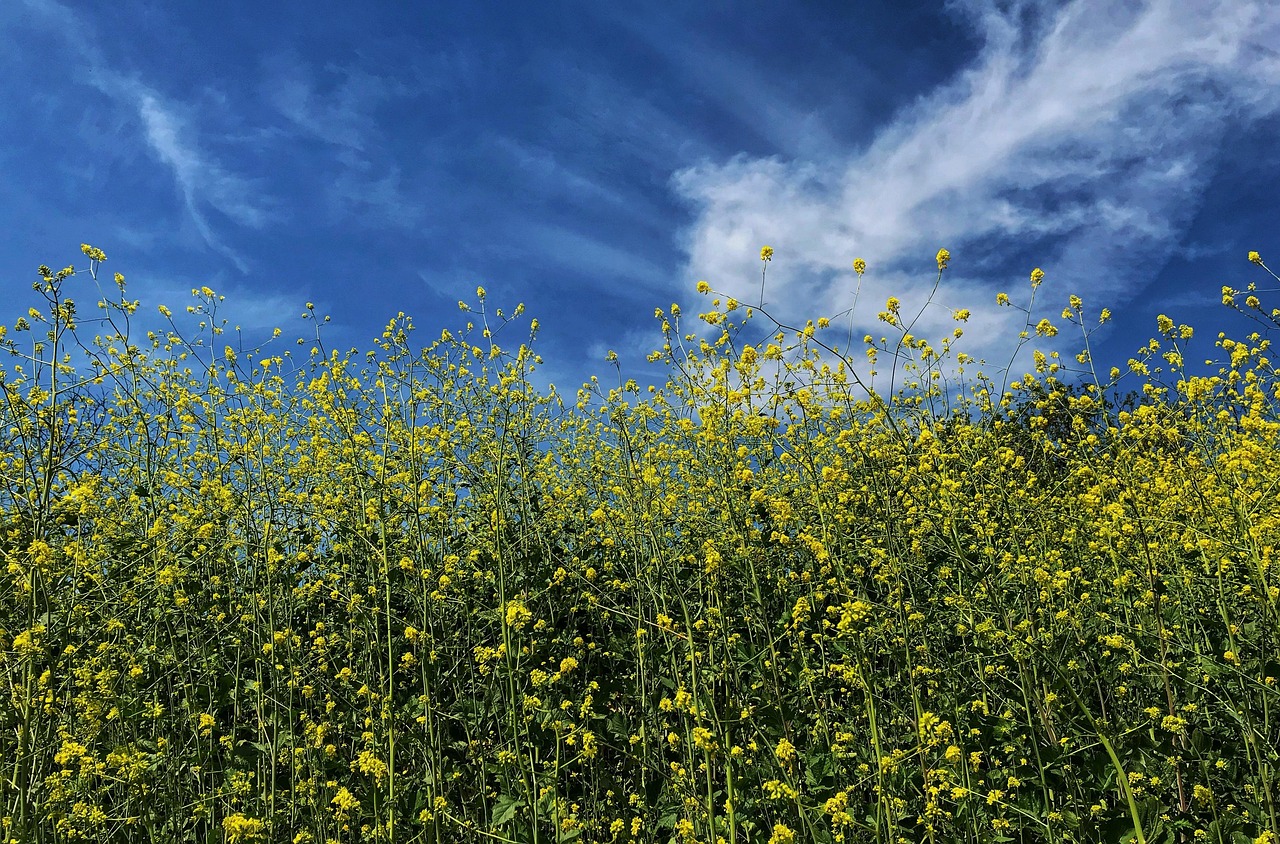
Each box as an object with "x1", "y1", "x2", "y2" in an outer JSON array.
[{"x1": 2, "y1": 245, "x2": 1279, "y2": 844}]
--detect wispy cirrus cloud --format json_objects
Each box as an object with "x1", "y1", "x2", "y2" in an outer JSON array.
[
  {"x1": 264, "y1": 56, "x2": 411, "y2": 153},
  {"x1": 672, "y1": 0, "x2": 1280, "y2": 378},
  {"x1": 129, "y1": 89, "x2": 273, "y2": 272},
  {"x1": 262, "y1": 56, "x2": 430, "y2": 230},
  {"x1": 14, "y1": 0, "x2": 275, "y2": 272}
]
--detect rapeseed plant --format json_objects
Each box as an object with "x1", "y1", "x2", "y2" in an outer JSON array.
[{"x1": 0, "y1": 243, "x2": 1278, "y2": 844}]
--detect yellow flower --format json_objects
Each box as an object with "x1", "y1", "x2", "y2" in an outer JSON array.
[
  {"x1": 12, "y1": 625, "x2": 44, "y2": 657},
  {"x1": 761, "y1": 245, "x2": 774, "y2": 262},
  {"x1": 936, "y1": 248, "x2": 950, "y2": 270},
  {"x1": 774, "y1": 737, "x2": 798, "y2": 767},
  {"x1": 1030, "y1": 267, "x2": 1045, "y2": 286},
  {"x1": 504, "y1": 599, "x2": 533, "y2": 630},
  {"x1": 353, "y1": 749, "x2": 388, "y2": 784},
  {"x1": 853, "y1": 257, "x2": 866, "y2": 276},
  {"x1": 1248, "y1": 250, "x2": 1262, "y2": 264},
  {"x1": 697, "y1": 280, "x2": 711, "y2": 294},
  {"x1": 331, "y1": 786, "x2": 360, "y2": 812},
  {"x1": 996, "y1": 292, "x2": 1010, "y2": 306},
  {"x1": 223, "y1": 814, "x2": 266, "y2": 843},
  {"x1": 768, "y1": 823, "x2": 796, "y2": 844},
  {"x1": 55, "y1": 740, "x2": 88, "y2": 766}
]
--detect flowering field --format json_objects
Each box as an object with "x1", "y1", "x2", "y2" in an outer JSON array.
[{"x1": 2, "y1": 245, "x2": 1279, "y2": 844}]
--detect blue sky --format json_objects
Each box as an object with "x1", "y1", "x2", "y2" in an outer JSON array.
[{"x1": 3, "y1": 0, "x2": 1279, "y2": 399}]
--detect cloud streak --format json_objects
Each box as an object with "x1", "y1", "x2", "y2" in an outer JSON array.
[
  {"x1": 262, "y1": 56, "x2": 431, "y2": 230},
  {"x1": 672, "y1": 0, "x2": 1280, "y2": 382},
  {"x1": 131, "y1": 89, "x2": 271, "y2": 272},
  {"x1": 14, "y1": 0, "x2": 274, "y2": 272}
]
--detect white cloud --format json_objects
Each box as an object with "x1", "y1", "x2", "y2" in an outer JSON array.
[
  {"x1": 14, "y1": 0, "x2": 274, "y2": 272},
  {"x1": 263, "y1": 56, "x2": 428, "y2": 229},
  {"x1": 265, "y1": 58, "x2": 410, "y2": 153},
  {"x1": 132, "y1": 90, "x2": 270, "y2": 271},
  {"x1": 672, "y1": 0, "x2": 1280, "y2": 389}
]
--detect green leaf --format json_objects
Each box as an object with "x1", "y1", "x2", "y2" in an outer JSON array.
[
  {"x1": 490, "y1": 793, "x2": 521, "y2": 827},
  {"x1": 1102, "y1": 815, "x2": 1140, "y2": 844}
]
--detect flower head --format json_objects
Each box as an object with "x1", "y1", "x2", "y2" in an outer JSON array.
[
  {"x1": 1248, "y1": 250, "x2": 1262, "y2": 265},
  {"x1": 768, "y1": 824, "x2": 797, "y2": 844},
  {"x1": 936, "y1": 248, "x2": 950, "y2": 270},
  {"x1": 775, "y1": 737, "x2": 798, "y2": 767},
  {"x1": 223, "y1": 814, "x2": 266, "y2": 843},
  {"x1": 760, "y1": 245, "x2": 774, "y2": 262},
  {"x1": 853, "y1": 258, "x2": 867, "y2": 276}
]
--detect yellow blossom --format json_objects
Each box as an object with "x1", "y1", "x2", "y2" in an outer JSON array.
[
  {"x1": 768, "y1": 824, "x2": 796, "y2": 844},
  {"x1": 223, "y1": 814, "x2": 266, "y2": 843}
]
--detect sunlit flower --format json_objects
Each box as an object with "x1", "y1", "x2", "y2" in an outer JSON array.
[
  {"x1": 223, "y1": 814, "x2": 266, "y2": 843},
  {"x1": 768, "y1": 824, "x2": 796, "y2": 844}
]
